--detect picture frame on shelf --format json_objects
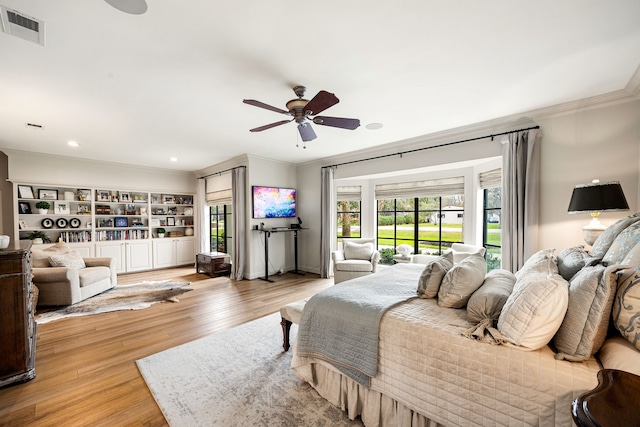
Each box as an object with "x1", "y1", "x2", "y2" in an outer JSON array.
[
  {"x1": 38, "y1": 189, "x2": 58, "y2": 200},
  {"x1": 162, "y1": 194, "x2": 175, "y2": 204},
  {"x1": 167, "y1": 217, "x2": 175, "y2": 226},
  {"x1": 120, "y1": 192, "x2": 131, "y2": 202},
  {"x1": 54, "y1": 201, "x2": 70, "y2": 215},
  {"x1": 98, "y1": 218, "x2": 114, "y2": 228},
  {"x1": 18, "y1": 220, "x2": 28, "y2": 230},
  {"x1": 77, "y1": 189, "x2": 91, "y2": 201},
  {"x1": 77, "y1": 204, "x2": 90, "y2": 214},
  {"x1": 19, "y1": 202, "x2": 32, "y2": 214},
  {"x1": 18, "y1": 185, "x2": 35, "y2": 199},
  {"x1": 150, "y1": 218, "x2": 160, "y2": 227},
  {"x1": 151, "y1": 194, "x2": 160, "y2": 204},
  {"x1": 160, "y1": 219, "x2": 166, "y2": 226},
  {"x1": 97, "y1": 190, "x2": 110, "y2": 201},
  {"x1": 114, "y1": 217, "x2": 128, "y2": 228}
]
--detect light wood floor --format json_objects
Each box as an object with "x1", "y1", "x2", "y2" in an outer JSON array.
[{"x1": 0, "y1": 267, "x2": 334, "y2": 427}]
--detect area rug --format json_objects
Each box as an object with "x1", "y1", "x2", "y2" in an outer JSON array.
[
  {"x1": 136, "y1": 313, "x2": 363, "y2": 427},
  {"x1": 35, "y1": 281, "x2": 192, "y2": 324}
]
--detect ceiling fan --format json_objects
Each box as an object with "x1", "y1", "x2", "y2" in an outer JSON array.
[{"x1": 243, "y1": 86, "x2": 360, "y2": 143}]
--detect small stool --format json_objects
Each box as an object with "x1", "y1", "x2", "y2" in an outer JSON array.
[{"x1": 279, "y1": 298, "x2": 309, "y2": 351}]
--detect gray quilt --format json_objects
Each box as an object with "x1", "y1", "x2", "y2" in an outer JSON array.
[{"x1": 295, "y1": 263, "x2": 423, "y2": 386}]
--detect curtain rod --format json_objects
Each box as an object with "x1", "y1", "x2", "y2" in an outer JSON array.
[
  {"x1": 197, "y1": 165, "x2": 246, "y2": 180},
  {"x1": 321, "y1": 126, "x2": 540, "y2": 169}
]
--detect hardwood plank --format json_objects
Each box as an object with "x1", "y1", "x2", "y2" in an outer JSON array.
[{"x1": 0, "y1": 267, "x2": 333, "y2": 426}]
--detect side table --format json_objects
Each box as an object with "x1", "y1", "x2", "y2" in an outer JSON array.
[
  {"x1": 196, "y1": 252, "x2": 231, "y2": 277},
  {"x1": 572, "y1": 369, "x2": 640, "y2": 427}
]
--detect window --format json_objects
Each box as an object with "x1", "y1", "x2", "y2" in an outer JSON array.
[
  {"x1": 337, "y1": 185, "x2": 361, "y2": 248},
  {"x1": 480, "y1": 168, "x2": 502, "y2": 271},
  {"x1": 376, "y1": 196, "x2": 464, "y2": 264},
  {"x1": 210, "y1": 204, "x2": 232, "y2": 255}
]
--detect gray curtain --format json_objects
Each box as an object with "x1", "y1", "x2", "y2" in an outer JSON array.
[
  {"x1": 195, "y1": 178, "x2": 209, "y2": 253},
  {"x1": 320, "y1": 167, "x2": 334, "y2": 278},
  {"x1": 231, "y1": 167, "x2": 246, "y2": 280},
  {"x1": 502, "y1": 129, "x2": 542, "y2": 272}
]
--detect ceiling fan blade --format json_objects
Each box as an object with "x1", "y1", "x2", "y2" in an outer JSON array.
[
  {"x1": 250, "y1": 119, "x2": 293, "y2": 132},
  {"x1": 303, "y1": 90, "x2": 339, "y2": 115},
  {"x1": 313, "y1": 116, "x2": 361, "y2": 130},
  {"x1": 243, "y1": 99, "x2": 290, "y2": 115},
  {"x1": 298, "y1": 122, "x2": 317, "y2": 141}
]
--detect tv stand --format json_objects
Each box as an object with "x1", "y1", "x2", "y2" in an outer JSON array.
[{"x1": 254, "y1": 228, "x2": 306, "y2": 282}]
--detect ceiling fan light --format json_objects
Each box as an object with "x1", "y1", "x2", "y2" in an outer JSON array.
[{"x1": 286, "y1": 98, "x2": 308, "y2": 111}]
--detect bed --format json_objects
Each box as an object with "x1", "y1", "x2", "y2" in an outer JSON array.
[{"x1": 291, "y1": 213, "x2": 640, "y2": 426}]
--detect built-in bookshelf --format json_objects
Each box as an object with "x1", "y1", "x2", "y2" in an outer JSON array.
[{"x1": 15, "y1": 184, "x2": 196, "y2": 272}]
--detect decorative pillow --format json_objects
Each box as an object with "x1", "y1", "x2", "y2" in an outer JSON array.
[
  {"x1": 48, "y1": 250, "x2": 86, "y2": 269},
  {"x1": 556, "y1": 245, "x2": 598, "y2": 281},
  {"x1": 514, "y1": 248, "x2": 557, "y2": 280},
  {"x1": 497, "y1": 271, "x2": 569, "y2": 350},
  {"x1": 589, "y1": 213, "x2": 640, "y2": 259},
  {"x1": 343, "y1": 241, "x2": 374, "y2": 260},
  {"x1": 598, "y1": 336, "x2": 640, "y2": 376},
  {"x1": 466, "y1": 269, "x2": 516, "y2": 324},
  {"x1": 417, "y1": 251, "x2": 453, "y2": 299},
  {"x1": 602, "y1": 221, "x2": 640, "y2": 266},
  {"x1": 437, "y1": 253, "x2": 487, "y2": 309},
  {"x1": 554, "y1": 264, "x2": 624, "y2": 361},
  {"x1": 612, "y1": 268, "x2": 640, "y2": 351},
  {"x1": 31, "y1": 241, "x2": 72, "y2": 268}
]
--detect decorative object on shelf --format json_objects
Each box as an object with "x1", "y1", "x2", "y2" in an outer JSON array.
[
  {"x1": 56, "y1": 218, "x2": 68, "y2": 228},
  {"x1": 69, "y1": 218, "x2": 81, "y2": 228},
  {"x1": 27, "y1": 230, "x2": 51, "y2": 244},
  {"x1": 119, "y1": 192, "x2": 130, "y2": 202},
  {"x1": 18, "y1": 220, "x2": 28, "y2": 230},
  {"x1": 77, "y1": 204, "x2": 90, "y2": 214},
  {"x1": 19, "y1": 202, "x2": 32, "y2": 214},
  {"x1": 115, "y1": 217, "x2": 128, "y2": 228},
  {"x1": 18, "y1": 185, "x2": 35, "y2": 199},
  {"x1": 185, "y1": 227, "x2": 194, "y2": 236},
  {"x1": 150, "y1": 218, "x2": 160, "y2": 227},
  {"x1": 41, "y1": 218, "x2": 54, "y2": 229},
  {"x1": 151, "y1": 194, "x2": 160, "y2": 204},
  {"x1": 54, "y1": 201, "x2": 70, "y2": 215},
  {"x1": 35, "y1": 201, "x2": 50, "y2": 214},
  {"x1": 38, "y1": 189, "x2": 58, "y2": 200},
  {"x1": 157, "y1": 228, "x2": 166, "y2": 238},
  {"x1": 76, "y1": 189, "x2": 91, "y2": 201},
  {"x1": 96, "y1": 205, "x2": 111, "y2": 214},
  {"x1": 183, "y1": 207, "x2": 193, "y2": 216},
  {"x1": 167, "y1": 217, "x2": 175, "y2": 226},
  {"x1": 162, "y1": 194, "x2": 176, "y2": 204},
  {"x1": 0, "y1": 235, "x2": 10, "y2": 249},
  {"x1": 99, "y1": 218, "x2": 114, "y2": 228},
  {"x1": 97, "y1": 190, "x2": 111, "y2": 201},
  {"x1": 568, "y1": 179, "x2": 629, "y2": 245}
]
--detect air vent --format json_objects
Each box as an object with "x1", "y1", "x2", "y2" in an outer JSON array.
[{"x1": 0, "y1": 5, "x2": 45, "y2": 46}]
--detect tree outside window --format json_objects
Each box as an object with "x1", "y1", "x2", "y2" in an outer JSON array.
[
  {"x1": 337, "y1": 200, "x2": 361, "y2": 246},
  {"x1": 483, "y1": 187, "x2": 501, "y2": 271}
]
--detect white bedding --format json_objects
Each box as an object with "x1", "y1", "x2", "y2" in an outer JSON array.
[{"x1": 292, "y1": 297, "x2": 602, "y2": 426}]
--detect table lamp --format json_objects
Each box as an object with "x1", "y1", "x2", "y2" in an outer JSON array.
[{"x1": 567, "y1": 179, "x2": 629, "y2": 245}]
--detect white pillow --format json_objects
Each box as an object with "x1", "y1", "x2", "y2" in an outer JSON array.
[
  {"x1": 343, "y1": 241, "x2": 374, "y2": 260},
  {"x1": 514, "y1": 248, "x2": 556, "y2": 280},
  {"x1": 48, "y1": 250, "x2": 86, "y2": 269},
  {"x1": 437, "y1": 253, "x2": 487, "y2": 309},
  {"x1": 497, "y1": 271, "x2": 569, "y2": 350},
  {"x1": 417, "y1": 251, "x2": 453, "y2": 299}
]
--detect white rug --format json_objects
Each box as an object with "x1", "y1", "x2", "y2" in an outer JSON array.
[
  {"x1": 136, "y1": 313, "x2": 363, "y2": 427},
  {"x1": 36, "y1": 281, "x2": 192, "y2": 324}
]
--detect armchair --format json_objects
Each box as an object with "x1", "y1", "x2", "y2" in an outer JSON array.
[
  {"x1": 331, "y1": 238, "x2": 381, "y2": 284},
  {"x1": 30, "y1": 242, "x2": 117, "y2": 306}
]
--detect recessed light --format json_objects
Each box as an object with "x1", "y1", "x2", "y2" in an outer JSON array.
[
  {"x1": 67, "y1": 140, "x2": 80, "y2": 147},
  {"x1": 169, "y1": 157, "x2": 178, "y2": 162},
  {"x1": 365, "y1": 123, "x2": 383, "y2": 130}
]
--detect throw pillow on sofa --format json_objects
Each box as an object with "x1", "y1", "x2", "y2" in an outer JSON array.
[
  {"x1": 467, "y1": 269, "x2": 516, "y2": 324},
  {"x1": 554, "y1": 264, "x2": 625, "y2": 361},
  {"x1": 48, "y1": 250, "x2": 87, "y2": 269},
  {"x1": 589, "y1": 212, "x2": 640, "y2": 259},
  {"x1": 437, "y1": 253, "x2": 487, "y2": 309},
  {"x1": 497, "y1": 271, "x2": 569, "y2": 350},
  {"x1": 31, "y1": 241, "x2": 72, "y2": 268},
  {"x1": 556, "y1": 245, "x2": 598, "y2": 281},
  {"x1": 343, "y1": 241, "x2": 374, "y2": 260},
  {"x1": 416, "y1": 251, "x2": 453, "y2": 299}
]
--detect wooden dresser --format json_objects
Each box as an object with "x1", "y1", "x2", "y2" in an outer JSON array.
[{"x1": 0, "y1": 241, "x2": 36, "y2": 388}]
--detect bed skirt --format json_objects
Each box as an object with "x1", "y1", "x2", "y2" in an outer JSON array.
[{"x1": 294, "y1": 361, "x2": 444, "y2": 427}]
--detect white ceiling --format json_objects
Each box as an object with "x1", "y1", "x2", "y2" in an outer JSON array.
[{"x1": 1, "y1": 1, "x2": 639, "y2": 172}]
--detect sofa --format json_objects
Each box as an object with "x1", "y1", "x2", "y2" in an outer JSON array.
[
  {"x1": 332, "y1": 238, "x2": 381, "y2": 284},
  {"x1": 292, "y1": 213, "x2": 640, "y2": 426},
  {"x1": 31, "y1": 242, "x2": 117, "y2": 306}
]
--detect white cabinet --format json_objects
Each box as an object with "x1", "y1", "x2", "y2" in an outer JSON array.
[
  {"x1": 153, "y1": 237, "x2": 195, "y2": 269},
  {"x1": 96, "y1": 240, "x2": 152, "y2": 273}
]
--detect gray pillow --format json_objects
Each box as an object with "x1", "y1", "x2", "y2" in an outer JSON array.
[
  {"x1": 589, "y1": 213, "x2": 640, "y2": 259},
  {"x1": 438, "y1": 253, "x2": 487, "y2": 308},
  {"x1": 602, "y1": 221, "x2": 640, "y2": 266},
  {"x1": 556, "y1": 245, "x2": 598, "y2": 281},
  {"x1": 417, "y1": 251, "x2": 453, "y2": 299},
  {"x1": 554, "y1": 264, "x2": 623, "y2": 361},
  {"x1": 466, "y1": 269, "x2": 516, "y2": 324},
  {"x1": 343, "y1": 241, "x2": 374, "y2": 260}
]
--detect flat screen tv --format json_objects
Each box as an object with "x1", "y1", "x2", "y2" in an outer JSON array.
[{"x1": 252, "y1": 186, "x2": 296, "y2": 218}]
